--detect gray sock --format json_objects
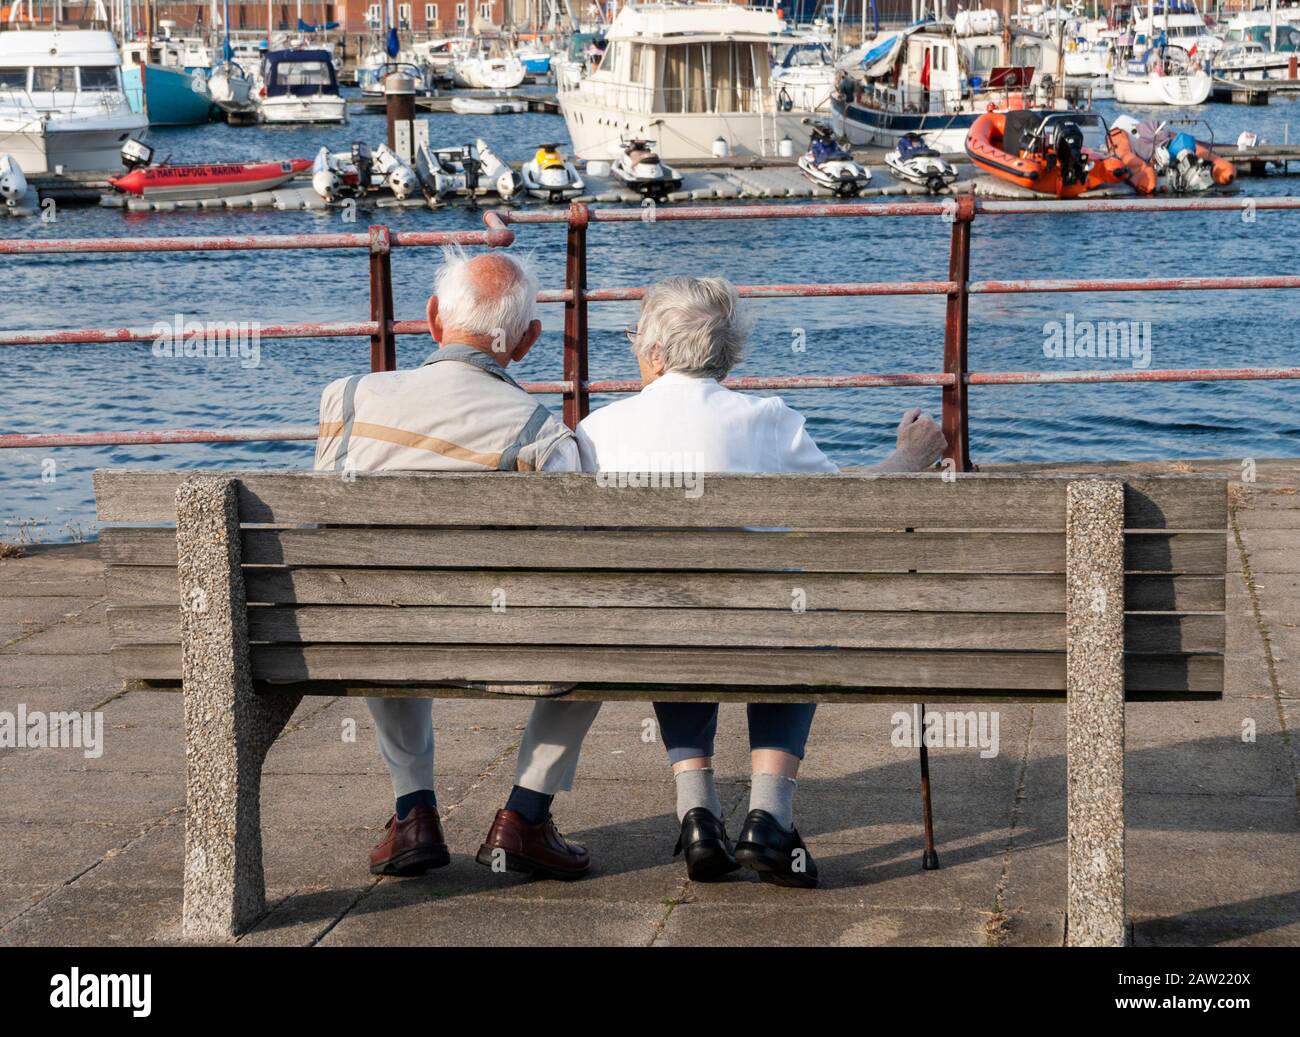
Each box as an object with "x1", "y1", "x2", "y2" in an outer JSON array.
[
  {"x1": 674, "y1": 767, "x2": 723, "y2": 822},
  {"x1": 750, "y1": 772, "x2": 797, "y2": 831}
]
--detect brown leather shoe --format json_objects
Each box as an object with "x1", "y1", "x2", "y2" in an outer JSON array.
[
  {"x1": 369, "y1": 805, "x2": 451, "y2": 876},
  {"x1": 475, "y1": 808, "x2": 590, "y2": 880}
]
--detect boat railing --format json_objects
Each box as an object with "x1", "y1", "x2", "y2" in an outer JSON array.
[{"x1": 4, "y1": 197, "x2": 1300, "y2": 471}]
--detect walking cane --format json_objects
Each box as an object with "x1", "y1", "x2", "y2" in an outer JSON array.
[{"x1": 917, "y1": 702, "x2": 939, "y2": 870}]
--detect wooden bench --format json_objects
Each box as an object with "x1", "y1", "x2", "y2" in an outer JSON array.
[{"x1": 94, "y1": 469, "x2": 1228, "y2": 946}]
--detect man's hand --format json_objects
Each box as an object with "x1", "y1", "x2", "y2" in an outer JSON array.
[{"x1": 894, "y1": 408, "x2": 947, "y2": 470}]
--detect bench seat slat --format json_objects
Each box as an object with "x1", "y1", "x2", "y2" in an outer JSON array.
[
  {"x1": 93, "y1": 470, "x2": 1226, "y2": 530},
  {"x1": 109, "y1": 643, "x2": 1224, "y2": 693},
  {"x1": 103, "y1": 566, "x2": 1226, "y2": 613}
]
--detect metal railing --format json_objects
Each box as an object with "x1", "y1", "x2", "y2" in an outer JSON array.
[{"x1": 3, "y1": 196, "x2": 1300, "y2": 471}]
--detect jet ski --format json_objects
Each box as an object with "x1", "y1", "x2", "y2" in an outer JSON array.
[
  {"x1": 311, "y1": 143, "x2": 376, "y2": 202},
  {"x1": 797, "y1": 121, "x2": 871, "y2": 197},
  {"x1": 610, "y1": 138, "x2": 682, "y2": 201},
  {"x1": 885, "y1": 132, "x2": 958, "y2": 193},
  {"x1": 521, "y1": 143, "x2": 584, "y2": 203}
]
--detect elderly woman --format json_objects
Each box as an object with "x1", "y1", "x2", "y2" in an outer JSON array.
[{"x1": 575, "y1": 276, "x2": 946, "y2": 888}]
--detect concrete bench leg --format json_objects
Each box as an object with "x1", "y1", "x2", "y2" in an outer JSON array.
[
  {"x1": 1065, "y1": 480, "x2": 1128, "y2": 947},
  {"x1": 176, "y1": 477, "x2": 302, "y2": 941}
]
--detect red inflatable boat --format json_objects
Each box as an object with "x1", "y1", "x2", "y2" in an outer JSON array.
[{"x1": 109, "y1": 159, "x2": 313, "y2": 200}]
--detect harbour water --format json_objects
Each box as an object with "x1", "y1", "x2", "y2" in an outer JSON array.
[{"x1": 3, "y1": 91, "x2": 1300, "y2": 541}]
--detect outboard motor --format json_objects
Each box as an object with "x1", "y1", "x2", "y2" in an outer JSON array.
[
  {"x1": 351, "y1": 143, "x2": 374, "y2": 194},
  {"x1": 121, "y1": 139, "x2": 155, "y2": 171},
  {"x1": 1162, "y1": 131, "x2": 1214, "y2": 194},
  {"x1": 1051, "y1": 120, "x2": 1088, "y2": 187},
  {"x1": 461, "y1": 143, "x2": 482, "y2": 207}
]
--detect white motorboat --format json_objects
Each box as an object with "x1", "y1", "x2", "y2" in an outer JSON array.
[
  {"x1": 450, "y1": 96, "x2": 526, "y2": 115},
  {"x1": 452, "y1": 37, "x2": 526, "y2": 90},
  {"x1": 771, "y1": 40, "x2": 837, "y2": 113},
  {"x1": 254, "y1": 49, "x2": 347, "y2": 124},
  {"x1": 1112, "y1": 44, "x2": 1211, "y2": 104},
  {"x1": 415, "y1": 141, "x2": 521, "y2": 202},
  {"x1": 0, "y1": 30, "x2": 148, "y2": 174},
  {"x1": 558, "y1": 2, "x2": 818, "y2": 162}
]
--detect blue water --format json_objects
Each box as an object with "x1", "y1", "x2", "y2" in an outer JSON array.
[{"x1": 4, "y1": 91, "x2": 1300, "y2": 541}]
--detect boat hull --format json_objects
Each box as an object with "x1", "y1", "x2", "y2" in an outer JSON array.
[
  {"x1": 257, "y1": 96, "x2": 348, "y2": 124},
  {"x1": 0, "y1": 115, "x2": 148, "y2": 174},
  {"x1": 560, "y1": 96, "x2": 813, "y2": 162},
  {"x1": 1112, "y1": 70, "x2": 1211, "y2": 105},
  {"x1": 123, "y1": 64, "x2": 213, "y2": 126},
  {"x1": 110, "y1": 158, "x2": 313, "y2": 200},
  {"x1": 832, "y1": 96, "x2": 976, "y2": 154}
]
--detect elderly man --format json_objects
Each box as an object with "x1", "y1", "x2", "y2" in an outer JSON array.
[
  {"x1": 576, "y1": 276, "x2": 947, "y2": 889},
  {"x1": 315, "y1": 248, "x2": 600, "y2": 881}
]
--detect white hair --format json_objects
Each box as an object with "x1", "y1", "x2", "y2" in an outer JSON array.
[
  {"x1": 634, "y1": 276, "x2": 748, "y2": 380},
  {"x1": 434, "y1": 245, "x2": 540, "y2": 346}
]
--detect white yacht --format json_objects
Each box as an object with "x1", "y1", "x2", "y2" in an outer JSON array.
[
  {"x1": 557, "y1": 2, "x2": 817, "y2": 162},
  {"x1": 771, "y1": 40, "x2": 837, "y2": 113},
  {"x1": 0, "y1": 29, "x2": 148, "y2": 174},
  {"x1": 1112, "y1": 43, "x2": 1211, "y2": 104}
]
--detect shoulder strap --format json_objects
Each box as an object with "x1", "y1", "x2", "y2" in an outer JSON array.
[{"x1": 499, "y1": 403, "x2": 555, "y2": 472}]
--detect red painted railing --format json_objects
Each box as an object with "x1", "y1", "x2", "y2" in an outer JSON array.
[{"x1": 3, "y1": 196, "x2": 1300, "y2": 470}]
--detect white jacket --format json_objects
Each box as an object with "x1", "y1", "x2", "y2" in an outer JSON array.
[{"x1": 575, "y1": 372, "x2": 837, "y2": 474}]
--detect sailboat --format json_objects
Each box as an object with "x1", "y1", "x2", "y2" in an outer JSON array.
[
  {"x1": 357, "y1": 2, "x2": 433, "y2": 96},
  {"x1": 121, "y1": 0, "x2": 214, "y2": 125},
  {"x1": 1112, "y1": 0, "x2": 1211, "y2": 105},
  {"x1": 208, "y1": 0, "x2": 253, "y2": 106}
]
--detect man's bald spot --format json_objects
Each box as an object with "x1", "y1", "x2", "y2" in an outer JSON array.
[{"x1": 463, "y1": 252, "x2": 525, "y2": 303}]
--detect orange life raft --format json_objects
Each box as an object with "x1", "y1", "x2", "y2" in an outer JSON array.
[{"x1": 966, "y1": 108, "x2": 1156, "y2": 198}]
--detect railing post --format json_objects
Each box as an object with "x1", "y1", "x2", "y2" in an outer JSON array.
[
  {"x1": 368, "y1": 224, "x2": 397, "y2": 373},
  {"x1": 563, "y1": 202, "x2": 591, "y2": 430},
  {"x1": 942, "y1": 195, "x2": 974, "y2": 472}
]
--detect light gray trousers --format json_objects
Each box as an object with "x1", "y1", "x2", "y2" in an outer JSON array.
[{"x1": 367, "y1": 697, "x2": 603, "y2": 799}]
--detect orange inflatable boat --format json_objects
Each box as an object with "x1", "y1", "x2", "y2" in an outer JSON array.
[{"x1": 966, "y1": 107, "x2": 1157, "y2": 198}]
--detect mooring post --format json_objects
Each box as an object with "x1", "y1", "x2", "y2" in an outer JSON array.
[
  {"x1": 1064, "y1": 478, "x2": 1127, "y2": 947},
  {"x1": 384, "y1": 72, "x2": 417, "y2": 163},
  {"x1": 942, "y1": 194, "x2": 974, "y2": 472},
  {"x1": 368, "y1": 224, "x2": 397, "y2": 372},
  {"x1": 563, "y1": 201, "x2": 591, "y2": 430}
]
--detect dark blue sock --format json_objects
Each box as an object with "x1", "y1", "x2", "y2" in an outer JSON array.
[
  {"x1": 505, "y1": 785, "x2": 554, "y2": 826},
  {"x1": 395, "y1": 789, "x2": 437, "y2": 820}
]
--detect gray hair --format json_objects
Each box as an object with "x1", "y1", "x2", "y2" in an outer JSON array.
[
  {"x1": 633, "y1": 276, "x2": 748, "y2": 379},
  {"x1": 434, "y1": 245, "x2": 540, "y2": 346}
]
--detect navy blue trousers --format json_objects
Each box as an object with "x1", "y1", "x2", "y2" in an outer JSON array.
[{"x1": 653, "y1": 702, "x2": 817, "y2": 764}]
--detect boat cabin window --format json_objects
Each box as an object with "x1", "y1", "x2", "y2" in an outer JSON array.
[
  {"x1": 0, "y1": 68, "x2": 27, "y2": 90},
  {"x1": 972, "y1": 45, "x2": 999, "y2": 72},
  {"x1": 659, "y1": 41, "x2": 762, "y2": 114},
  {"x1": 273, "y1": 61, "x2": 333, "y2": 87},
  {"x1": 79, "y1": 67, "x2": 119, "y2": 91},
  {"x1": 1013, "y1": 43, "x2": 1043, "y2": 67},
  {"x1": 32, "y1": 67, "x2": 76, "y2": 92}
]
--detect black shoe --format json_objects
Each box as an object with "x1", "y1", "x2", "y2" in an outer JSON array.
[
  {"x1": 734, "y1": 809, "x2": 819, "y2": 888},
  {"x1": 673, "y1": 807, "x2": 741, "y2": 882}
]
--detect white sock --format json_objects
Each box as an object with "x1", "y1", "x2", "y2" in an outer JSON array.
[
  {"x1": 750, "y1": 772, "x2": 797, "y2": 831},
  {"x1": 674, "y1": 767, "x2": 723, "y2": 822}
]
